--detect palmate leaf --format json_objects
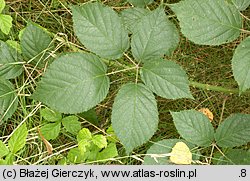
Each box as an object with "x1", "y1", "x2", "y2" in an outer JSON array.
[
  {"x1": 127, "y1": 0, "x2": 154, "y2": 8},
  {"x1": 0, "y1": 41, "x2": 23, "y2": 79},
  {"x1": 32, "y1": 52, "x2": 110, "y2": 114},
  {"x1": 21, "y1": 22, "x2": 54, "y2": 68},
  {"x1": 111, "y1": 83, "x2": 159, "y2": 153},
  {"x1": 232, "y1": 0, "x2": 250, "y2": 11},
  {"x1": 232, "y1": 37, "x2": 250, "y2": 93},
  {"x1": 215, "y1": 114, "x2": 250, "y2": 148},
  {"x1": 171, "y1": 110, "x2": 214, "y2": 147},
  {"x1": 72, "y1": 2, "x2": 129, "y2": 59},
  {"x1": 0, "y1": 79, "x2": 18, "y2": 121},
  {"x1": 170, "y1": 0, "x2": 242, "y2": 45},
  {"x1": 121, "y1": 7, "x2": 149, "y2": 33},
  {"x1": 131, "y1": 7, "x2": 179, "y2": 62},
  {"x1": 140, "y1": 59, "x2": 193, "y2": 99}
]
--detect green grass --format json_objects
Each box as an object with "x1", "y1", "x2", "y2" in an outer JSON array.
[{"x1": 1, "y1": 0, "x2": 250, "y2": 165}]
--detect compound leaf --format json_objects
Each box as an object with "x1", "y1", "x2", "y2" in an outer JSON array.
[
  {"x1": 232, "y1": 37, "x2": 250, "y2": 93},
  {"x1": 127, "y1": 0, "x2": 154, "y2": 7},
  {"x1": 170, "y1": 0, "x2": 242, "y2": 45},
  {"x1": 140, "y1": 59, "x2": 193, "y2": 99},
  {"x1": 72, "y1": 2, "x2": 129, "y2": 59},
  {"x1": 0, "y1": 14, "x2": 12, "y2": 35},
  {"x1": 8, "y1": 123, "x2": 28, "y2": 154},
  {"x1": 131, "y1": 7, "x2": 179, "y2": 62},
  {"x1": 171, "y1": 110, "x2": 214, "y2": 147},
  {"x1": 0, "y1": 79, "x2": 18, "y2": 121},
  {"x1": 215, "y1": 113, "x2": 250, "y2": 148},
  {"x1": 62, "y1": 116, "x2": 81, "y2": 135},
  {"x1": 32, "y1": 52, "x2": 110, "y2": 114},
  {"x1": 0, "y1": 41, "x2": 23, "y2": 79},
  {"x1": 111, "y1": 83, "x2": 159, "y2": 153},
  {"x1": 40, "y1": 122, "x2": 61, "y2": 140},
  {"x1": 232, "y1": 0, "x2": 250, "y2": 11},
  {"x1": 21, "y1": 22, "x2": 54, "y2": 68},
  {"x1": 121, "y1": 7, "x2": 149, "y2": 33}
]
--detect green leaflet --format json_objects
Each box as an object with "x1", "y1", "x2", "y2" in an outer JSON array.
[
  {"x1": 0, "y1": 41, "x2": 23, "y2": 79},
  {"x1": 232, "y1": 37, "x2": 250, "y2": 93},
  {"x1": 96, "y1": 143, "x2": 118, "y2": 161},
  {"x1": 40, "y1": 122, "x2": 61, "y2": 140},
  {"x1": 127, "y1": 0, "x2": 154, "y2": 7},
  {"x1": 0, "y1": 14, "x2": 12, "y2": 35},
  {"x1": 20, "y1": 22, "x2": 54, "y2": 68},
  {"x1": 8, "y1": 123, "x2": 28, "y2": 154},
  {"x1": 77, "y1": 128, "x2": 92, "y2": 142},
  {"x1": 171, "y1": 110, "x2": 214, "y2": 147},
  {"x1": 140, "y1": 59, "x2": 193, "y2": 99},
  {"x1": 40, "y1": 108, "x2": 62, "y2": 122},
  {"x1": 215, "y1": 114, "x2": 250, "y2": 148},
  {"x1": 0, "y1": 0, "x2": 5, "y2": 13},
  {"x1": 92, "y1": 135, "x2": 107, "y2": 149},
  {"x1": 131, "y1": 7, "x2": 179, "y2": 62},
  {"x1": 170, "y1": 0, "x2": 242, "y2": 45},
  {"x1": 111, "y1": 83, "x2": 159, "y2": 153},
  {"x1": 232, "y1": 0, "x2": 250, "y2": 11},
  {"x1": 72, "y1": 2, "x2": 129, "y2": 59},
  {"x1": 62, "y1": 116, "x2": 81, "y2": 135},
  {"x1": 143, "y1": 139, "x2": 196, "y2": 165},
  {"x1": 0, "y1": 141, "x2": 9, "y2": 158},
  {"x1": 121, "y1": 7, "x2": 149, "y2": 33},
  {"x1": 67, "y1": 148, "x2": 87, "y2": 164},
  {"x1": 217, "y1": 149, "x2": 250, "y2": 165},
  {"x1": 0, "y1": 79, "x2": 18, "y2": 121},
  {"x1": 32, "y1": 52, "x2": 110, "y2": 114}
]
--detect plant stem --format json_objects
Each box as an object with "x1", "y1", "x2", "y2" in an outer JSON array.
[
  {"x1": 189, "y1": 81, "x2": 250, "y2": 95},
  {"x1": 53, "y1": 34, "x2": 250, "y2": 96}
]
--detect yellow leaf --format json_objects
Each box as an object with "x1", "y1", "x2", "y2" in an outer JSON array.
[
  {"x1": 170, "y1": 142, "x2": 192, "y2": 165},
  {"x1": 198, "y1": 108, "x2": 213, "y2": 122}
]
